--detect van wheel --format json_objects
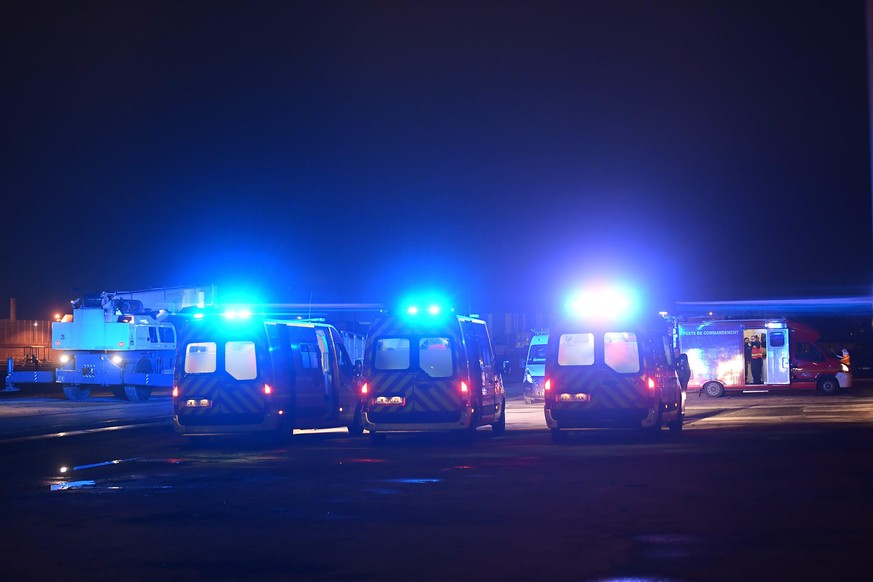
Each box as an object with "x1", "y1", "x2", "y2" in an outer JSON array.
[
  {"x1": 347, "y1": 405, "x2": 364, "y2": 435},
  {"x1": 667, "y1": 412, "x2": 684, "y2": 433},
  {"x1": 703, "y1": 382, "x2": 725, "y2": 398},
  {"x1": 550, "y1": 428, "x2": 567, "y2": 443},
  {"x1": 491, "y1": 399, "x2": 506, "y2": 434},
  {"x1": 818, "y1": 376, "x2": 840, "y2": 395}
]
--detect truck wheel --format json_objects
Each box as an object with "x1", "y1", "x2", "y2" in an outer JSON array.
[
  {"x1": 703, "y1": 382, "x2": 725, "y2": 398},
  {"x1": 62, "y1": 385, "x2": 91, "y2": 401},
  {"x1": 817, "y1": 376, "x2": 840, "y2": 395},
  {"x1": 491, "y1": 398, "x2": 506, "y2": 434},
  {"x1": 124, "y1": 386, "x2": 152, "y2": 402}
]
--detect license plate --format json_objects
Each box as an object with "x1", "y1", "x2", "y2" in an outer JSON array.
[
  {"x1": 558, "y1": 393, "x2": 590, "y2": 402},
  {"x1": 374, "y1": 396, "x2": 405, "y2": 406},
  {"x1": 185, "y1": 398, "x2": 212, "y2": 408}
]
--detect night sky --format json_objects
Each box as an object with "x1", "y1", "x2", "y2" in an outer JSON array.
[{"x1": 2, "y1": 1, "x2": 871, "y2": 320}]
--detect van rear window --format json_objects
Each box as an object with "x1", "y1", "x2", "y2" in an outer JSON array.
[
  {"x1": 558, "y1": 333, "x2": 594, "y2": 366},
  {"x1": 185, "y1": 342, "x2": 216, "y2": 374},
  {"x1": 226, "y1": 341, "x2": 257, "y2": 380},
  {"x1": 604, "y1": 332, "x2": 641, "y2": 373},
  {"x1": 374, "y1": 338, "x2": 411, "y2": 370},
  {"x1": 419, "y1": 337, "x2": 453, "y2": 378},
  {"x1": 373, "y1": 336, "x2": 454, "y2": 378}
]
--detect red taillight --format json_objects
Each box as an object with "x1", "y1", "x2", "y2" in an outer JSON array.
[
  {"x1": 647, "y1": 376, "x2": 656, "y2": 391},
  {"x1": 544, "y1": 378, "x2": 551, "y2": 392},
  {"x1": 172, "y1": 386, "x2": 178, "y2": 398},
  {"x1": 264, "y1": 384, "x2": 272, "y2": 395},
  {"x1": 360, "y1": 382, "x2": 369, "y2": 395},
  {"x1": 460, "y1": 381, "x2": 468, "y2": 394}
]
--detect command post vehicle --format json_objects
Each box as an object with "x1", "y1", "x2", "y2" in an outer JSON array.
[
  {"x1": 172, "y1": 307, "x2": 363, "y2": 438},
  {"x1": 522, "y1": 332, "x2": 548, "y2": 404},
  {"x1": 359, "y1": 305, "x2": 506, "y2": 441},
  {"x1": 543, "y1": 293, "x2": 683, "y2": 442},
  {"x1": 676, "y1": 318, "x2": 850, "y2": 397}
]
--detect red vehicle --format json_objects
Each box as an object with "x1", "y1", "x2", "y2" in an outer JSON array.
[{"x1": 676, "y1": 318, "x2": 851, "y2": 397}]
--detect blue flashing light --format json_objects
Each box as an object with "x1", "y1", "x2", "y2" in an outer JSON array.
[
  {"x1": 564, "y1": 285, "x2": 640, "y2": 320},
  {"x1": 222, "y1": 308, "x2": 253, "y2": 320},
  {"x1": 397, "y1": 291, "x2": 455, "y2": 320}
]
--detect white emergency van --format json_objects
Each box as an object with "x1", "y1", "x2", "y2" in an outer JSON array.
[
  {"x1": 359, "y1": 305, "x2": 506, "y2": 442},
  {"x1": 522, "y1": 333, "x2": 548, "y2": 404}
]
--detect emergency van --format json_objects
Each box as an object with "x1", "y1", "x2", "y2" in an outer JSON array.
[
  {"x1": 676, "y1": 318, "x2": 850, "y2": 397},
  {"x1": 360, "y1": 306, "x2": 506, "y2": 441},
  {"x1": 544, "y1": 312, "x2": 683, "y2": 442},
  {"x1": 522, "y1": 333, "x2": 548, "y2": 404},
  {"x1": 172, "y1": 308, "x2": 363, "y2": 438}
]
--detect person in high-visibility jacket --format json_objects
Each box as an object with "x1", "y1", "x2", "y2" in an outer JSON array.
[
  {"x1": 840, "y1": 347, "x2": 851, "y2": 370},
  {"x1": 750, "y1": 335, "x2": 765, "y2": 384}
]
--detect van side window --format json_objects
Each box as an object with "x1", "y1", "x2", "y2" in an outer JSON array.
[
  {"x1": 184, "y1": 342, "x2": 216, "y2": 374},
  {"x1": 558, "y1": 333, "x2": 595, "y2": 366},
  {"x1": 374, "y1": 338, "x2": 410, "y2": 370},
  {"x1": 604, "y1": 332, "x2": 641, "y2": 373},
  {"x1": 226, "y1": 341, "x2": 257, "y2": 380},
  {"x1": 528, "y1": 344, "x2": 547, "y2": 364},
  {"x1": 159, "y1": 327, "x2": 175, "y2": 343},
  {"x1": 300, "y1": 343, "x2": 320, "y2": 369},
  {"x1": 472, "y1": 323, "x2": 493, "y2": 367},
  {"x1": 419, "y1": 337, "x2": 453, "y2": 378},
  {"x1": 795, "y1": 341, "x2": 824, "y2": 363}
]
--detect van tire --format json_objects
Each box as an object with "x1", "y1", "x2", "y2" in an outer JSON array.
[
  {"x1": 817, "y1": 376, "x2": 840, "y2": 395},
  {"x1": 491, "y1": 399, "x2": 506, "y2": 434},
  {"x1": 703, "y1": 381, "x2": 725, "y2": 398},
  {"x1": 667, "y1": 412, "x2": 683, "y2": 433},
  {"x1": 347, "y1": 405, "x2": 364, "y2": 435}
]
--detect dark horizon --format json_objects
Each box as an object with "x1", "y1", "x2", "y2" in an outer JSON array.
[{"x1": 2, "y1": 1, "x2": 871, "y2": 320}]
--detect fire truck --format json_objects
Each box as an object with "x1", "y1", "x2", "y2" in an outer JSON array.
[
  {"x1": 52, "y1": 285, "x2": 215, "y2": 401},
  {"x1": 675, "y1": 318, "x2": 850, "y2": 396}
]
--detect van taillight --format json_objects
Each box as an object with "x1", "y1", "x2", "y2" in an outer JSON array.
[
  {"x1": 544, "y1": 378, "x2": 551, "y2": 392},
  {"x1": 264, "y1": 384, "x2": 272, "y2": 395},
  {"x1": 460, "y1": 381, "x2": 468, "y2": 394},
  {"x1": 647, "y1": 377, "x2": 656, "y2": 391},
  {"x1": 172, "y1": 386, "x2": 178, "y2": 398},
  {"x1": 360, "y1": 382, "x2": 369, "y2": 395}
]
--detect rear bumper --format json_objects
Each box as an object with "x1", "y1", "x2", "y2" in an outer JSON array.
[
  {"x1": 362, "y1": 408, "x2": 473, "y2": 432},
  {"x1": 173, "y1": 412, "x2": 281, "y2": 436},
  {"x1": 545, "y1": 406, "x2": 659, "y2": 429}
]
